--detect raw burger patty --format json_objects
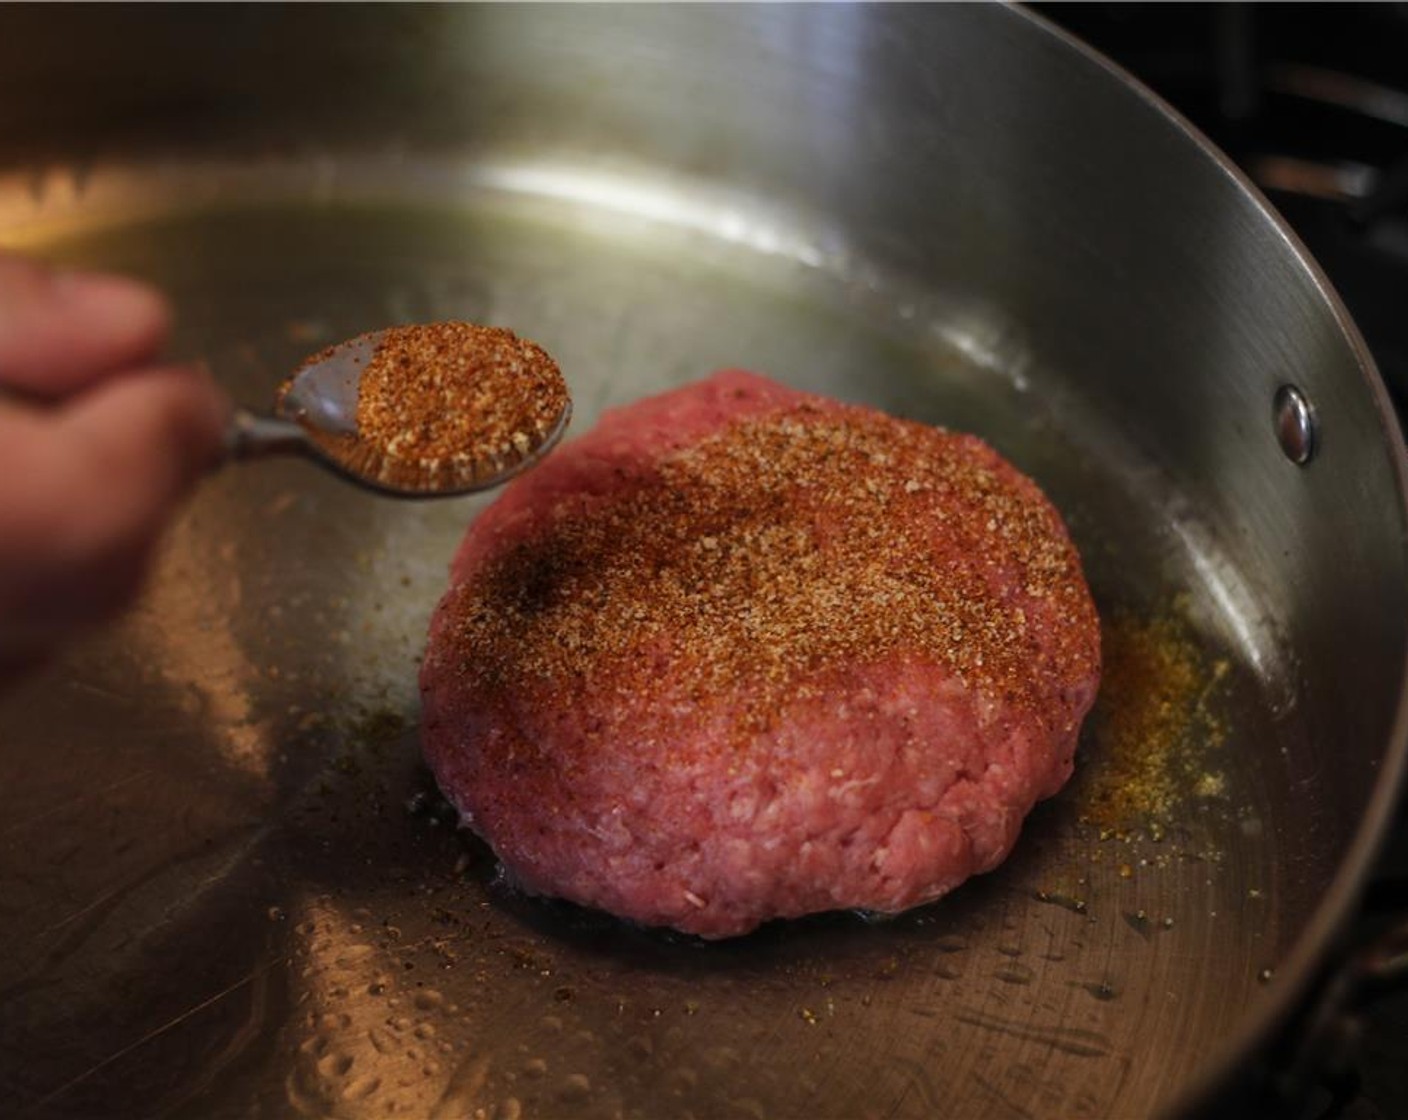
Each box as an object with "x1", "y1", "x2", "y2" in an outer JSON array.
[{"x1": 420, "y1": 370, "x2": 1101, "y2": 938}]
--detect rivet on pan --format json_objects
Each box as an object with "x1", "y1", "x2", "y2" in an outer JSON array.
[{"x1": 1273, "y1": 384, "x2": 1317, "y2": 466}]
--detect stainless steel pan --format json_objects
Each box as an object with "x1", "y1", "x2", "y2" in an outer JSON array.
[{"x1": 1, "y1": 5, "x2": 1405, "y2": 1118}]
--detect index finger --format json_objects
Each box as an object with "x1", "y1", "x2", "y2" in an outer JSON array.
[
  {"x1": 0, "y1": 364, "x2": 227, "y2": 655},
  {"x1": 0, "y1": 255, "x2": 173, "y2": 399}
]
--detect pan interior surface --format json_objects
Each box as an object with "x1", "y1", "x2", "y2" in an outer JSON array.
[{"x1": 0, "y1": 163, "x2": 1320, "y2": 1120}]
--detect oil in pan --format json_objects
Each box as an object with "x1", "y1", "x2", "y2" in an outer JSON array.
[{"x1": 0, "y1": 164, "x2": 1286, "y2": 1120}]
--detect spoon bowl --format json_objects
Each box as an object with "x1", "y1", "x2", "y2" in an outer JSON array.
[{"x1": 226, "y1": 324, "x2": 572, "y2": 498}]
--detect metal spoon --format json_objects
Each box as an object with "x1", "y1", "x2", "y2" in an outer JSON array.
[{"x1": 224, "y1": 326, "x2": 572, "y2": 498}]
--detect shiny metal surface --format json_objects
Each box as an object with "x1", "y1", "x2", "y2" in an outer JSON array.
[
  {"x1": 1272, "y1": 385, "x2": 1318, "y2": 466},
  {"x1": 0, "y1": 6, "x2": 1405, "y2": 1119},
  {"x1": 226, "y1": 409, "x2": 311, "y2": 462}
]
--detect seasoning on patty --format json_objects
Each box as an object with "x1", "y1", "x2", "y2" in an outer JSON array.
[{"x1": 420, "y1": 370, "x2": 1101, "y2": 938}]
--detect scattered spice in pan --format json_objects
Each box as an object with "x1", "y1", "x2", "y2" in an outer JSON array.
[{"x1": 1075, "y1": 607, "x2": 1230, "y2": 840}]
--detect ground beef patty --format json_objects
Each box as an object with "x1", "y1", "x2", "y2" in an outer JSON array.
[{"x1": 420, "y1": 370, "x2": 1101, "y2": 938}]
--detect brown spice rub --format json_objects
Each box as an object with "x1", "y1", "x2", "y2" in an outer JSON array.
[
  {"x1": 295, "y1": 322, "x2": 568, "y2": 492},
  {"x1": 456, "y1": 392, "x2": 1098, "y2": 749}
]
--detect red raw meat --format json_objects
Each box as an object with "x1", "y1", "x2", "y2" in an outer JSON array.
[{"x1": 420, "y1": 370, "x2": 1100, "y2": 938}]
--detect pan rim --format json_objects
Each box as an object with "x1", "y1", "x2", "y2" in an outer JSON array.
[
  {"x1": 1010, "y1": 2, "x2": 1408, "y2": 1114},
  {"x1": 3, "y1": 4, "x2": 1404, "y2": 1110}
]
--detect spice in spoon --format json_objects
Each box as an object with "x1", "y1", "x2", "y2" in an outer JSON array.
[{"x1": 288, "y1": 322, "x2": 570, "y2": 494}]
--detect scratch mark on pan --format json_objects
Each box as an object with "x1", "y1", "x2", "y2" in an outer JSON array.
[
  {"x1": 67, "y1": 679, "x2": 133, "y2": 704},
  {"x1": 17, "y1": 960, "x2": 275, "y2": 1116},
  {"x1": 884, "y1": 1057, "x2": 942, "y2": 1118},
  {"x1": 0, "y1": 769, "x2": 155, "y2": 836},
  {"x1": 0, "y1": 827, "x2": 262, "y2": 1006},
  {"x1": 147, "y1": 962, "x2": 276, "y2": 1115},
  {"x1": 0, "y1": 863, "x2": 183, "y2": 1006},
  {"x1": 955, "y1": 1008, "x2": 1111, "y2": 1059},
  {"x1": 39, "y1": 880, "x2": 141, "y2": 936},
  {"x1": 972, "y1": 1072, "x2": 1037, "y2": 1120}
]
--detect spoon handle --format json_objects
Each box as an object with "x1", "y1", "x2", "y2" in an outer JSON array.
[{"x1": 225, "y1": 407, "x2": 312, "y2": 461}]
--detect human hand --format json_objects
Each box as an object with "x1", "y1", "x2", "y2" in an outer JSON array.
[{"x1": 0, "y1": 254, "x2": 228, "y2": 684}]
